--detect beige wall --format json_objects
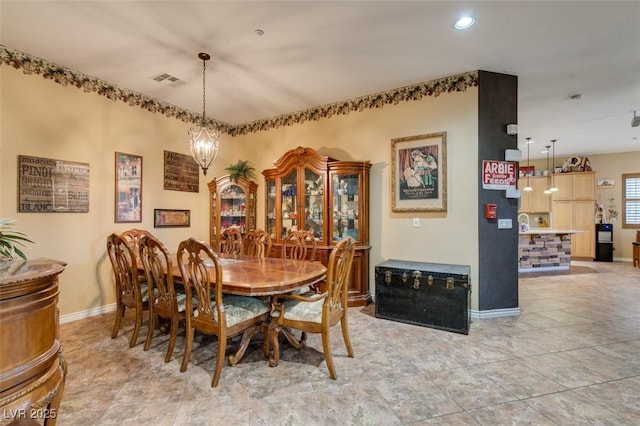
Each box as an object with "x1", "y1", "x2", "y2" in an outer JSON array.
[
  {"x1": 232, "y1": 90, "x2": 480, "y2": 307},
  {"x1": 1, "y1": 64, "x2": 476, "y2": 317},
  {"x1": 1, "y1": 66, "x2": 222, "y2": 316},
  {"x1": 590, "y1": 152, "x2": 640, "y2": 260}
]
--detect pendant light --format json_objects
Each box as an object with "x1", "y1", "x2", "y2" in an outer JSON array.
[
  {"x1": 523, "y1": 137, "x2": 533, "y2": 191},
  {"x1": 188, "y1": 52, "x2": 220, "y2": 176},
  {"x1": 543, "y1": 145, "x2": 552, "y2": 194},
  {"x1": 549, "y1": 139, "x2": 559, "y2": 192}
]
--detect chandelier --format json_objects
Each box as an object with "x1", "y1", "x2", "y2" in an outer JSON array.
[{"x1": 188, "y1": 52, "x2": 220, "y2": 176}]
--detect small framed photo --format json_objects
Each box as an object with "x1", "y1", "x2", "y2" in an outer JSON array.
[
  {"x1": 596, "y1": 178, "x2": 614, "y2": 188},
  {"x1": 154, "y1": 209, "x2": 191, "y2": 228},
  {"x1": 391, "y1": 132, "x2": 447, "y2": 212},
  {"x1": 115, "y1": 152, "x2": 142, "y2": 223}
]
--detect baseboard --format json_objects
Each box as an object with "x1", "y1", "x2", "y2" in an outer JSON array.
[
  {"x1": 60, "y1": 303, "x2": 116, "y2": 324},
  {"x1": 470, "y1": 307, "x2": 520, "y2": 319}
]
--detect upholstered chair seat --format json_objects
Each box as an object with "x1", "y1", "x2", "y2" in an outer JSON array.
[
  {"x1": 178, "y1": 237, "x2": 270, "y2": 387},
  {"x1": 270, "y1": 237, "x2": 356, "y2": 380}
]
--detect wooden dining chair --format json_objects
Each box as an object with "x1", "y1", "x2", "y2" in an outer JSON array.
[
  {"x1": 282, "y1": 229, "x2": 317, "y2": 262},
  {"x1": 220, "y1": 228, "x2": 243, "y2": 255},
  {"x1": 282, "y1": 230, "x2": 319, "y2": 301},
  {"x1": 138, "y1": 233, "x2": 188, "y2": 362},
  {"x1": 121, "y1": 228, "x2": 155, "y2": 281},
  {"x1": 243, "y1": 229, "x2": 272, "y2": 258},
  {"x1": 177, "y1": 238, "x2": 271, "y2": 387},
  {"x1": 270, "y1": 236, "x2": 356, "y2": 379},
  {"x1": 106, "y1": 232, "x2": 152, "y2": 348}
]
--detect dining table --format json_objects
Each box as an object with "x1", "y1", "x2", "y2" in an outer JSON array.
[{"x1": 169, "y1": 252, "x2": 327, "y2": 367}]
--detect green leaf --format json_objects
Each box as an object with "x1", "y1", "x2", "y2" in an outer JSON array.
[
  {"x1": 0, "y1": 218, "x2": 34, "y2": 260},
  {"x1": 224, "y1": 159, "x2": 256, "y2": 182}
]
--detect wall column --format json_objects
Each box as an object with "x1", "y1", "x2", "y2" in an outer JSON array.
[{"x1": 477, "y1": 70, "x2": 519, "y2": 314}]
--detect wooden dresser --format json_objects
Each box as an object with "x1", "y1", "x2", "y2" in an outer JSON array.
[{"x1": 0, "y1": 259, "x2": 66, "y2": 425}]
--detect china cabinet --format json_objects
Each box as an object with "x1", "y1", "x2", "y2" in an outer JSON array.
[
  {"x1": 208, "y1": 175, "x2": 257, "y2": 252},
  {"x1": 263, "y1": 147, "x2": 372, "y2": 306}
]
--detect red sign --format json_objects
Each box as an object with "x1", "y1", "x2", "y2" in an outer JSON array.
[{"x1": 482, "y1": 160, "x2": 517, "y2": 190}]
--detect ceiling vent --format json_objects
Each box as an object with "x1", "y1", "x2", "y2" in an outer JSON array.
[{"x1": 151, "y1": 73, "x2": 186, "y2": 88}]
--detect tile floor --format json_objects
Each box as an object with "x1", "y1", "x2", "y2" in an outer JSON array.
[{"x1": 56, "y1": 261, "x2": 640, "y2": 425}]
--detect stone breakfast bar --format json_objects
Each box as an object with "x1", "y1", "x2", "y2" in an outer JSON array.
[{"x1": 518, "y1": 229, "x2": 578, "y2": 272}]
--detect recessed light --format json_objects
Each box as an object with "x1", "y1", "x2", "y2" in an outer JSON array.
[
  {"x1": 570, "y1": 94, "x2": 583, "y2": 100},
  {"x1": 255, "y1": 29, "x2": 264, "y2": 36},
  {"x1": 454, "y1": 16, "x2": 475, "y2": 30}
]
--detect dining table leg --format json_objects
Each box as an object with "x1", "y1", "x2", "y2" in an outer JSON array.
[
  {"x1": 227, "y1": 323, "x2": 262, "y2": 367},
  {"x1": 267, "y1": 321, "x2": 281, "y2": 367}
]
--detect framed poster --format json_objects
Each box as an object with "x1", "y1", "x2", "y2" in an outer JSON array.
[
  {"x1": 115, "y1": 152, "x2": 142, "y2": 223},
  {"x1": 163, "y1": 150, "x2": 199, "y2": 192},
  {"x1": 154, "y1": 209, "x2": 191, "y2": 228},
  {"x1": 391, "y1": 132, "x2": 447, "y2": 212},
  {"x1": 18, "y1": 155, "x2": 90, "y2": 213}
]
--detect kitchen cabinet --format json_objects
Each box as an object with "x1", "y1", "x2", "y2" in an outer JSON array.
[
  {"x1": 552, "y1": 172, "x2": 595, "y2": 201},
  {"x1": 551, "y1": 172, "x2": 595, "y2": 259},
  {"x1": 263, "y1": 146, "x2": 372, "y2": 306},
  {"x1": 518, "y1": 176, "x2": 551, "y2": 213},
  {"x1": 208, "y1": 175, "x2": 257, "y2": 251}
]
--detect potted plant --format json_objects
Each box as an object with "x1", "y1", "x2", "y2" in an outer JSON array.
[
  {"x1": 225, "y1": 160, "x2": 256, "y2": 183},
  {"x1": 0, "y1": 218, "x2": 34, "y2": 264}
]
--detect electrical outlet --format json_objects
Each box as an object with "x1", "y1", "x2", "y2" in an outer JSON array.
[
  {"x1": 412, "y1": 218, "x2": 420, "y2": 228},
  {"x1": 498, "y1": 219, "x2": 512, "y2": 229}
]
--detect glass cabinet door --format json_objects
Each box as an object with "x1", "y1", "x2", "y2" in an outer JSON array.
[
  {"x1": 332, "y1": 173, "x2": 360, "y2": 242},
  {"x1": 220, "y1": 184, "x2": 247, "y2": 233},
  {"x1": 265, "y1": 180, "x2": 276, "y2": 239},
  {"x1": 304, "y1": 168, "x2": 324, "y2": 240},
  {"x1": 211, "y1": 188, "x2": 218, "y2": 238},
  {"x1": 247, "y1": 191, "x2": 256, "y2": 233},
  {"x1": 280, "y1": 169, "x2": 298, "y2": 238}
]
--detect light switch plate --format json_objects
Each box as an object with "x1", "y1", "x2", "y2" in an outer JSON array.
[{"x1": 498, "y1": 219, "x2": 512, "y2": 229}]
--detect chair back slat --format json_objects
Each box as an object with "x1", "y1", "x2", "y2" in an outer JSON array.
[
  {"x1": 244, "y1": 229, "x2": 272, "y2": 258},
  {"x1": 107, "y1": 233, "x2": 141, "y2": 304},
  {"x1": 138, "y1": 234, "x2": 175, "y2": 311},
  {"x1": 326, "y1": 237, "x2": 356, "y2": 310},
  {"x1": 177, "y1": 238, "x2": 224, "y2": 328},
  {"x1": 121, "y1": 228, "x2": 154, "y2": 255},
  {"x1": 220, "y1": 228, "x2": 243, "y2": 255},
  {"x1": 282, "y1": 230, "x2": 317, "y2": 261}
]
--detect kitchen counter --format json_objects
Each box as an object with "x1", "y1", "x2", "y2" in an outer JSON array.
[
  {"x1": 519, "y1": 228, "x2": 578, "y2": 235},
  {"x1": 518, "y1": 230, "x2": 576, "y2": 272}
]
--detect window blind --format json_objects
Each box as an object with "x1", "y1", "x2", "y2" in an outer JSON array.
[{"x1": 623, "y1": 173, "x2": 640, "y2": 227}]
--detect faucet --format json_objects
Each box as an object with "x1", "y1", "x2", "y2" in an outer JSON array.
[{"x1": 517, "y1": 213, "x2": 530, "y2": 232}]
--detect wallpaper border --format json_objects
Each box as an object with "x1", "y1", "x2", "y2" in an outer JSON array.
[{"x1": 1, "y1": 45, "x2": 478, "y2": 136}]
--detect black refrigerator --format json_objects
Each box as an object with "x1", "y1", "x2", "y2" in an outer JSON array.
[{"x1": 595, "y1": 223, "x2": 613, "y2": 262}]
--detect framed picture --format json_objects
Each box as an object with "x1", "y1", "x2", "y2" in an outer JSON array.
[
  {"x1": 18, "y1": 155, "x2": 90, "y2": 213},
  {"x1": 391, "y1": 132, "x2": 447, "y2": 212},
  {"x1": 115, "y1": 152, "x2": 142, "y2": 223},
  {"x1": 154, "y1": 209, "x2": 191, "y2": 228},
  {"x1": 596, "y1": 178, "x2": 614, "y2": 188},
  {"x1": 163, "y1": 150, "x2": 200, "y2": 192}
]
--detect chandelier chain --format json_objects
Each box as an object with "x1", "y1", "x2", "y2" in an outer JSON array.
[{"x1": 201, "y1": 57, "x2": 207, "y2": 126}]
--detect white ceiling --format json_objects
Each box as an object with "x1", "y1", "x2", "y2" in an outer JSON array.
[{"x1": 2, "y1": 1, "x2": 639, "y2": 160}]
